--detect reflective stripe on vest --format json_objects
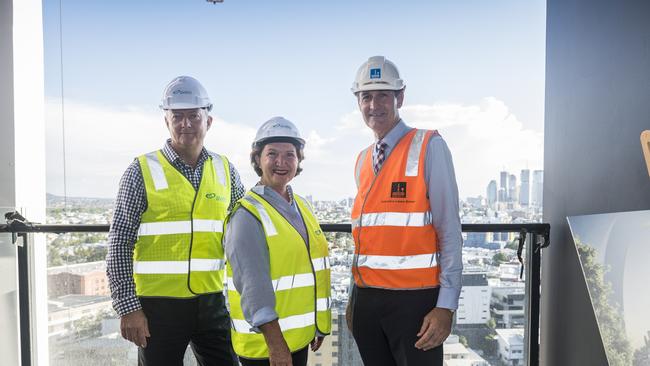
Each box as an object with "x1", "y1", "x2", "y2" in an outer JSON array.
[
  {"x1": 134, "y1": 259, "x2": 226, "y2": 274},
  {"x1": 226, "y1": 190, "x2": 331, "y2": 359},
  {"x1": 243, "y1": 196, "x2": 278, "y2": 236},
  {"x1": 356, "y1": 253, "x2": 437, "y2": 270},
  {"x1": 144, "y1": 152, "x2": 169, "y2": 190},
  {"x1": 227, "y1": 254, "x2": 329, "y2": 291},
  {"x1": 134, "y1": 150, "x2": 231, "y2": 297},
  {"x1": 209, "y1": 152, "x2": 227, "y2": 186},
  {"x1": 355, "y1": 146, "x2": 370, "y2": 188},
  {"x1": 316, "y1": 297, "x2": 331, "y2": 311},
  {"x1": 351, "y1": 211, "x2": 432, "y2": 229},
  {"x1": 232, "y1": 312, "x2": 315, "y2": 334},
  {"x1": 405, "y1": 129, "x2": 427, "y2": 176},
  {"x1": 351, "y1": 129, "x2": 440, "y2": 289},
  {"x1": 137, "y1": 219, "x2": 224, "y2": 236}
]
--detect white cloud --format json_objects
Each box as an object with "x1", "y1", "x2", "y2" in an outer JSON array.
[
  {"x1": 45, "y1": 97, "x2": 542, "y2": 201},
  {"x1": 330, "y1": 97, "x2": 543, "y2": 199},
  {"x1": 45, "y1": 99, "x2": 259, "y2": 197},
  {"x1": 402, "y1": 97, "x2": 544, "y2": 198}
]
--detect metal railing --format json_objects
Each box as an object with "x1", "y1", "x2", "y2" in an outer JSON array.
[{"x1": 1, "y1": 212, "x2": 549, "y2": 366}]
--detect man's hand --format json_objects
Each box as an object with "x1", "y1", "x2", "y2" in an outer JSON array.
[
  {"x1": 345, "y1": 301, "x2": 353, "y2": 332},
  {"x1": 414, "y1": 307, "x2": 453, "y2": 351},
  {"x1": 260, "y1": 320, "x2": 293, "y2": 365},
  {"x1": 120, "y1": 309, "x2": 150, "y2": 348},
  {"x1": 310, "y1": 336, "x2": 324, "y2": 352}
]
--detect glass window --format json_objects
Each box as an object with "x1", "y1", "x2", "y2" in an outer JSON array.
[{"x1": 41, "y1": 1, "x2": 545, "y2": 365}]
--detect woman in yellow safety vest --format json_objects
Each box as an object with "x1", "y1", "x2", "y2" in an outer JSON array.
[{"x1": 224, "y1": 117, "x2": 331, "y2": 366}]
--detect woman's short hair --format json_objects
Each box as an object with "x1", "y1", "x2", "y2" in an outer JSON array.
[{"x1": 250, "y1": 138, "x2": 304, "y2": 177}]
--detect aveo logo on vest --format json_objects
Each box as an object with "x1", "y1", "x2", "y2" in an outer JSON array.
[
  {"x1": 205, "y1": 193, "x2": 226, "y2": 202},
  {"x1": 391, "y1": 182, "x2": 407, "y2": 198}
]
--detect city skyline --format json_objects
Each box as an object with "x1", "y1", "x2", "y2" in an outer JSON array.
[{"x1": 45, "y1": 190, "x2": 535, "y2": 366}]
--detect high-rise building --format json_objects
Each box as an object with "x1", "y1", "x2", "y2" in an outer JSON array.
[
  {"x1": 308, "y1": 310, "x2": 340, "y2": 365},
  {"x1": 520, "y1": 169, "x2": 530, "y2": 207},
  {"x1": 337, "y1": 313, "x2": 363, "y2": 365},
  {"x1": 500, "y1": 171, "x2": 508, "y2": 192},
  {"x1": 498, "y1": 187, "x2": 507, "y2": 203},
  {"x1": 496, "y1": 328, "x2": 525, "y2": 366},
  {"x1": 491, "y1": 285, "x2": 525, "y2": 328},
  {"x1": 487, "y1": 180, "x2": 497, "y2": 207},
  {"x1": 508, "y1": 174, "x2": 517, "y2": 202},
  {"x1": 456, "y1": 273, "x2": 491, "y2": 325},
  {"x1": 532, "y1": 170, "x2": 544, "y2": 207}
]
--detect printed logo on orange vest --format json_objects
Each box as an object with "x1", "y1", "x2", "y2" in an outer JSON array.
[{"x1": 391, "y1": 182, "x2": 407, "y2": 198}]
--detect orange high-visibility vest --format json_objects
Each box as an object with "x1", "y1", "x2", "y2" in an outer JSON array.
[{"x1": 351, "y1": 128, "x2": 440, "y2": 289}]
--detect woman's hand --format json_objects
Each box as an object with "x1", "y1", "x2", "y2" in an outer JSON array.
[
  {"x1": 310, "y1": 336, "x2": 324, "y2": 352},
  {"x1": 260, "y1": 320, "x2": 293, "y2": 365}
]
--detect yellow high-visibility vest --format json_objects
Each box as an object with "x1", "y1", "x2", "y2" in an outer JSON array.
[
  {"x1": 226, "y1": 191, "x2": 331, "y2": 359},
  {"x1": 134, "y1": 150, "x2": 231, "y2": 297}
]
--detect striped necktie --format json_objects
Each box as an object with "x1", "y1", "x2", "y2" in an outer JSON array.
[{"x1": 374, "y1": 141, "x2": 388, "y2": 174}]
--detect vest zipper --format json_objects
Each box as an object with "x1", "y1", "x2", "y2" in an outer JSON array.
[
  {"x1": 187, "y1": 188, "x2": 200, "y2": 295},
  {"x1": 160, "y1": 152, "x2": 222, "y2": 296}
]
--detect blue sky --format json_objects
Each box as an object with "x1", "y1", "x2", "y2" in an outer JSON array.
[{"x1": 43, "y1": 0, "x2": 546, "y2": 200}]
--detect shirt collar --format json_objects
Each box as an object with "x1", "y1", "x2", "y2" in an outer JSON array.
[
  {"x1": 162, "y1": 139, "x2": 209, "y2": 167},
  {"x1": 254, "y1": 183, "x2": 294, "y2": 206},
  {"x1": 378, "y1": 119, "x2": 410, "y2": 149}
]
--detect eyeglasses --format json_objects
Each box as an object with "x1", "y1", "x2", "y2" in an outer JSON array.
[{"x1": 167, "y1": 110, "x2": 204, "y2": 124}]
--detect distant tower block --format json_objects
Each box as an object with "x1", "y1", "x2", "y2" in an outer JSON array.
[
  {"x1": 487, "y1": 180, "x2": 497, "y2": 207},
  {"x1": 532, "y1": 170, "x2": 544, "y2": 208},
  {"x1": 520, "y1": 169, "x2": 530, "y2": 207}
]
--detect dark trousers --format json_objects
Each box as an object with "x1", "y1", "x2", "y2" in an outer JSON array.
[
  {"x1": 238, "y1": 346, "x2": 308, "y2": 366},
  {"x1": 138, "y1": 293, "x2": 238, "y2": 366},
  {"x1": 352, "y1": 287, "x2": 443, "y2": 366}
]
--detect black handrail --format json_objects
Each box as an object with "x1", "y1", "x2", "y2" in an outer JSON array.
[
  {"x1": 1, "y1": 215, "x2": 549, "y2": 366},
  {"x1": 0, "y1": 222, "x2": 550, "y2": 235}
]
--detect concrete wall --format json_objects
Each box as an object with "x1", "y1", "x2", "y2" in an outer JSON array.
[{"x1": 542, "y1": 0, "x2": 650, "y2": 365}]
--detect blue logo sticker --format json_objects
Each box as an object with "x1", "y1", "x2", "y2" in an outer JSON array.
[{"x1": 370, "y1": 68, "x2": 381, "y2": 79}]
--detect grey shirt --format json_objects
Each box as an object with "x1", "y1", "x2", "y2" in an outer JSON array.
[
  {"x1": 368, "y1": 119, "x2": 463, "y2": 310},
  {"x1": 224, "y1": 185, "x2": 308, "y2": 329}
]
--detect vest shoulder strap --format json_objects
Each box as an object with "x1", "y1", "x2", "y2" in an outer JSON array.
[
  {"x1": 294, "y1": 194, "x2": 315, "y2": 216},
  {"x1": 242, "y1": 193, "x2": 279, "y2": 237},
  {"x1": 207, "y1": 151, "x2": 229, "y2": 187},
  {"x1": 140, "y1": 150, "x2": 168, "y2": 191},
  {"x1": 354, "y1": 145, "x2": 372, "y2": 188}
]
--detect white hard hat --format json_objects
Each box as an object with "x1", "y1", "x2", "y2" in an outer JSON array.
[
  {"x1": 160, "y1": 76, "x2": 213, "y2": 111},
  {"x1": 253, "y1": 117, "x2": 305, "y2": 148},
  {"x1": 351, "y1": 56, "x2": 405, "y2": 94}
]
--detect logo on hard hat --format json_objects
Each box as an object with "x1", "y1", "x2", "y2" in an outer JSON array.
[
  {"x1": 272, "y1": 123, "x2": 290, "y2": 129},
  {"x1": 173, "y1": 89, "x2": 192, "y2": 95},
  {"x1": 370, "y1": 68, "x2": 381, "y2": 79}
]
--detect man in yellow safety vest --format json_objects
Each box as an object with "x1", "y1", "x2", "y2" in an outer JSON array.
[{"x1": 107, "y1": 76, "x2": 243, "y2": 365}]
